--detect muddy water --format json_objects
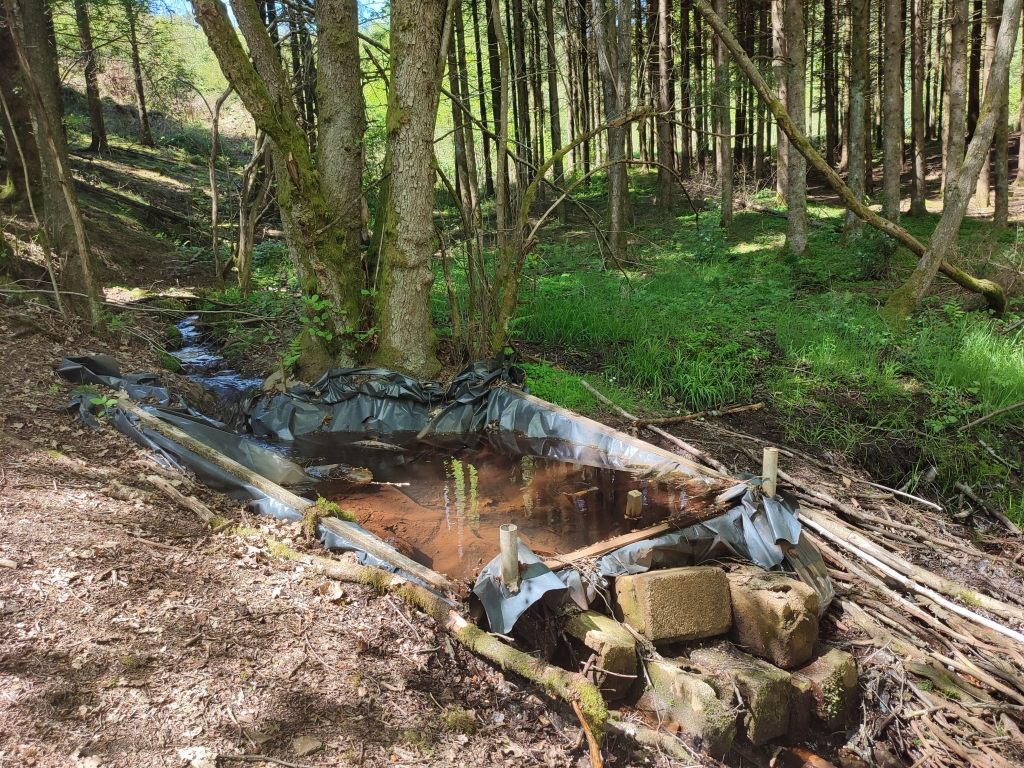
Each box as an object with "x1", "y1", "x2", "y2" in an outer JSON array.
[{"x1": 293, "y1": 435, "x2": 692, "y2": 580}]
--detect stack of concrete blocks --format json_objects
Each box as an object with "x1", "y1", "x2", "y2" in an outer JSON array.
[{"x1": 564, "y1": 564, "x2": 858, "y2": 758}]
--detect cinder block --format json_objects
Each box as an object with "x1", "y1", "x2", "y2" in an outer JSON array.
[
  {"x1": 613, "y1": 566, "x2": 731, "y2": 644},
  {"x1": 691, "y1": 643, "x2": 792, "y2": 746},
  {"x1": 791, "y1": 643, "x2": 859, "y2": 730},
  {"x1": 727, "y1": 566, "x2": 819, "y2": 668},
  {"x1": 638, "y1": 658, "x2": 736, "y2": 758},
  {"x1": 564, "y1": 611, "x2": 637, "y2": 700}
]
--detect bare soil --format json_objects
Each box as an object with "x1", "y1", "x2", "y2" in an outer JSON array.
[{"x1": 0, "y1": 303, "x2": 694, "y2": 768}]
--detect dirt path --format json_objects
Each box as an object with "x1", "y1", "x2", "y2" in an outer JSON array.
[{"x1": 0, "y1": 305, "x2": 687, "y2": 768}]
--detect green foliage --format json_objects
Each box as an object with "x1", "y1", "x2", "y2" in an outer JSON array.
[
  {"x1": 302, "y1": 497, "x2": 357, "y2": 540},
  {"x1": 89, "y1": 395, "x2": 118, "y2": 419},
  {"x1": 159, "y1": 352, "x2": 182, "y2": 372},
  {"x1": 300, "y1": 294, "x2": 336, "y2": 342},
  {"x1": 520, "y1": 363, "x2": 599, "y2": 412},
  {"x1": 439, "y1": 706, "x2": 476, "y2": 735}
]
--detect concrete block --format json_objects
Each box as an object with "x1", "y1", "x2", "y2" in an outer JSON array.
[
  {"x1": 727, "y1": 566, "x2": 819, "y2": 668},
  {"x1": 564, "y1": 610, "x2": 637, "y2": 700},
  {"x1": 637, "y1": 658, "x2": 736, "y2": 758},
  {"x1": 690, "y1": 643, "x2": 792, "y2": 746},
  {"x1": 613, "y1": 566, "x2": 731, "y2": 644},
  {"x1": 791, "y1": 643, "x2": 859, "y2": 730},
  {"x1": 785, "y1": 676, "x2": 814, "y2": 746}
]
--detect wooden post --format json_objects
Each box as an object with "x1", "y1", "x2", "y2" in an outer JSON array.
[
  {"x1": 762, "y1": 447, "x2": 779, "y2": 498},
  {"x1": 625, "y1": 489, "x2": 643, "y2": 519},
  {"x1": 500, "y1": 523, "x2": 520, "y2": 593}
]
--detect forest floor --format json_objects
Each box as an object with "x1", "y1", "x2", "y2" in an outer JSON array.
[{"x1": 3, "y1": 114, "x2": 1024, "y2": 766}]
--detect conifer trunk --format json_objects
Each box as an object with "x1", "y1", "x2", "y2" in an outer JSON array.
[
  {"x1": 910, "y1": 0, "x2": 927, "y2": 215},
  {"x1": 845, "y1": 0, "x2": 869, "y2": 239},
  {"x1": 74, "y1": 0, "x2": 108, "y2": 154},
  {"x1": 882, "y1": 0, "x2": 904, "y2": 220},
  {"x1": 785, "y1": 0, "x2": 809, "y2": 254}
]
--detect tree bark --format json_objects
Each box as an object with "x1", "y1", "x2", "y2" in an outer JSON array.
[
  {"x1": 693, "y1": 0, "x2": 1010, "y2": 319},
  {"x1": 883, "y1": 0, "x2": 904, "y2": 221},
  {"x1": 5, "y1": 0, "x2": 105, "y2": 326},
  {"x1": 0, "y1": 12, "x2": 40, "y2": 205},
  {"x1": 124, "y1": 0, "x2": 154, "y2": 147},
  {"x1": 910, "y1": 0, "x2": 927, "y2": 215},
  {"x1": 658, "y1": 0, "x2": 675, "y2": 208},
  {"x1": 966, "y1": 0, "x2": 981, "y2": 138},
  {"x1": 592, "y1": 0, "x2": 634, "y2": 256},
  {"x1": 544, "y1": 0, "x2": 565, "y2": 217},
  {"x1": 990, "y1": 0, "x2": 1008, "y2": 229},
  {"x1": 208, "y1": 86, "x2": 232, "y2": 289},
  {"x1": 845, "y1": 0, "x2": 868, "y2": 239},
  {"x1": 456, "y1": 2, "x2": 482, "y2": 223},
  {"x1": 772, "y1": 0, "x2": 788, "y2": 200},
  {"x1": 680, "y1": 0, "x2": 693, "y2": 177},
  {"x1": 974, "y1": 0, "x2": 996, "y2": 208},
  {"x1": 371, "y1": 0, "x2": 448, "y2": 377},
  {"x1": 471, "y1": 0, "x2": 495, "y2": 198},
  {"x1": 713, "y1": 0, "x2": 733, "y2": 228},
  {"x1": 73, "y1": 0, "x2": 107, "y2": 154},
  {"x1": 944, "y1": 0, "x2": 968, "y2": 203},
  {"x1": 192, "y1": 0, "x2": 365, "y2": 376},
  {"x1": 784, "y1": 0, "x2": 808, "y2": 254},
  {"x1": 823, "y1": 0, "x2": 838, "y2": 165}
]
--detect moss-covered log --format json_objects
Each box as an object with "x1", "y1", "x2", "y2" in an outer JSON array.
[{"x1": 692, "y1": 0, "x2": 1009, "y2": 318}]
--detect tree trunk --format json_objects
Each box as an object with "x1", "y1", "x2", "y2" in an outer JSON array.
[
  {"x1": 456, "y1": 2, "x2": 482, "y2": 223},
  {"x1": 511, "y1": 0, "x2": 532, "y2": 185},
  {"x1": 754, "y1": 0, "x2": 767, "y2": 179},
  {"x1": 910, "y1": 0, "x2": 927, "y2": 215},
  {"x1": 544, "y1": 0, "x2": 565, "y2": 216},
  {"x1": 783, "y1": 0, "x2": 808, "y2": 254},
  {"x1": 773, "y1": 0, "x2": 788, "y2": 200},
  {"x1": 658, "y1": 0, "x2": 675, "y2": 208},
  {"x1": 208, "y1": 86, "x2": 231, "y2": 289},
  {"x1": 125, "y1": 1, "x2": 154, "y2": 147},
  {"x1": 73, "y1": 0, "x2": 107, "y2": 154},
  {"x1": 991, "y1": 0, "x2": 1008, "y2": 229},
  {"x1": 966, "y1": 0, "x2": 981, "y2": 139},
  {"x1": 1016, "y1": 20, "x2": 1024, "y2": 185},
  {"x1": 193, "y1": 0, "x2": 364, "y2": 376},
  {"x1": 944, "y1": 0, "x2": 968, "y2": 202},
  {"x1": 823, "y1": 0, "x2": 838, "y2": 165},
  {"x1": 5, "y1": 0, "x2": 105, "y2": 326},
  {"x1": 845, "y1": 0, "x2": 869, "y2": 239},
  {"x1": 680, "y1": 0, "x2": 693, "y2": 177},
  {"x1": 974, "y1": 0, "x2": 997, "y2": 208},
  {"x1": 370, "y1": 0, "x2": 448, "y2": 377},
  {"x1": 592, "y1": 0, "x2": 634, "y2": 257},
  {"x1": 471, "y1": 0, "x2": 495, "y2": 198},
  {"x1": 882, "y1": 0, "x2": 904, "y2": 220},
  {"x1": 0, "y1": 12, "x2": 40, "y2": 205},
  {"x1": 713, "y1": 0, "x2": 733, "y2": 228}
]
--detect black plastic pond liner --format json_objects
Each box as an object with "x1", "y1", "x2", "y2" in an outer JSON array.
[
  {"x1": 472, "y1": 486, "x2": 834, "y2": 634},
  {"x1": 58, "y1": 352, "x2": 832, "y2": 628}
]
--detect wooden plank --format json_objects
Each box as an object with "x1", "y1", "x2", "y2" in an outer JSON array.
[{"x1": 121, "y1": 400, "x2": 455, "y2": 593}]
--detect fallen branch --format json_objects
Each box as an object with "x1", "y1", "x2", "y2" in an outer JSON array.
[
  {"x1": 604, "y1": 716, "x2": 692, "y2": 761},
  {"x1": 580, "y1": 380, "x2": 730, "y2": 475},
  {"x1": 955, "y1": 483, "x2": 1023, "y2": 535},
  {"x1": 959, "y1": 401, "x2": 1024, "y2": 432},
  {"x1": 146, "y1": 474, "x2": 219, "y2": 525},
  {"x1": 573, "y1": 700, "x2": 604, "y2": 768},
  {"x1": 218, "y1": 754, "x2": 312, "y2": 768},
  {"x1": 631, "y1": 402, "x2": 764, "y2": 428},
  {"x1": 800, "y1": 511, "x2": 1024, "y2": 644}
]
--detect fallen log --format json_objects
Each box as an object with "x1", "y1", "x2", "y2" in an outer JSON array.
[
  {"x1": 630, "y1": 402, "x2": 764, "y2": 428},
  {"x1": 119, "y1": 399, "x2": 454, "y2": 594},
  {"x1": 955, "y1": 482, "x2": 1022, "y2": 535},
  {"x1": 268, "y1": 538, "x2": 609, "y2": 739},
  {"x1": 146, "y1": 474, "x2": 219, "y2": 525}
]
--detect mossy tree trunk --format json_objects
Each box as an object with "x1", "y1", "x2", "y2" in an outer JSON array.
[
  {"x1": 784, "y1": 0, "x2": 809, "y2": 255},
  {"x1": 0, "y1": 13, "x2": 40, "y2": 206},
  {"x1": 369, "y1": 0, "x2": 449, "y2": 378},
  {"x1": 943, "y1": 0, "x2": 968, "y2": 204},
  {"x1": 191, "y1": 0, "x2": 366, "y2": 378},
  {"x1": 5, "y1": 0, "x2": 105, "y2": 327}
]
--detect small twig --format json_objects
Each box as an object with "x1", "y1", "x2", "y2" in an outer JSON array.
[
  {"x1": 960, "y1": 400, "x2": 1024, "y2": 431},
  {"x1": 955, "y1": 483, "x2": 1022, "y2": 535},
  {"x1": 572, "y1": 700, "x2": 604, "y2": 768},
  {"x1": 385, "y1": 596, "x2": 421, "y2": 641},
  {"x1": 631, "y1": 402, "x2": 764, "y2": 427},
  {"x1": 219, "y1": 755, "x2": 313, "y2": 768}
]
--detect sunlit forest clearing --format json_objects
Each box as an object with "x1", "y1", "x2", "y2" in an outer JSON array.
[{"x1": 2, "y1": 0, "x2": 1024, "y2": 764}]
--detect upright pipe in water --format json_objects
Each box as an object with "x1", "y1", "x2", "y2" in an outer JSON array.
[{"x1": 500, "y1": 524, "x2": 520, "y2": 593}]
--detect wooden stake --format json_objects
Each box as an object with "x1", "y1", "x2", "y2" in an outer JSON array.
[
  {"x1": 762, "y1": 447, "x2": 779, "y2": 498},
  {"x1": 625, "y1": 489, "x2": 643, "y2": 519},
  {"x1": 500, "y1": 524, "x2": 520, "y2": 593}
]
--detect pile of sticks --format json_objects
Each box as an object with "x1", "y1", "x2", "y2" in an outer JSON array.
[{"x1": 584, "y1": 380, "x2": 1024, "y2": 766}]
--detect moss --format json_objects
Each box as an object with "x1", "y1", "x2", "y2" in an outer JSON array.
[
  {"x1": 958, "y1": 590, "x2": 983, "y2": 607},
  {"x1": 302, "y1": 497, "x2": 356, "y2": 539},
  {"x1": 266, "y1": 538, "x2": 304, "y2": 562},
  {"x1": 164, "y1": 324, "x2": 184, "y2": 350},
  {"x1": 208, "y1": 514, "x2": 230, "y2": 529},
  {"x1": 439, "y1": 706, "x2": 476, "y2": 735},
  {"x1": 159, "y1": 352, "x2": 182, "y2": 372},
  {"x1": 150, "y1": 298, "x2": 186, "y2": 312}
]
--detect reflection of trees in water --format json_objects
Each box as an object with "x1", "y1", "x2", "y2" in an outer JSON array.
[{"x1": 446, "y1": 458, "x2": 481, "y2": 561}]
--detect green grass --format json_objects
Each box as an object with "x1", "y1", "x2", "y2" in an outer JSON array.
[{"x1": 430, "y1": 171, "x2": 1024, "y2": 524}]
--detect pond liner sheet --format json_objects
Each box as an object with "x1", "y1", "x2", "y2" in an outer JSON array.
[{"x1": 57, "y1": 353, "x2": 833, "y2": 631}]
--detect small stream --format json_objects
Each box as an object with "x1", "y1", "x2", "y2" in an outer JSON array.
[{"x1": 173, "y1": 316, "x2": 263, "y2": 401}]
